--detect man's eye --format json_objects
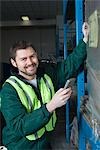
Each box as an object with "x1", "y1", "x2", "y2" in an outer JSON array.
[
  {"x1": 31, "y1": 55, "x2": 36, "y2": 58},
  {"x1": 21, "y1": 58, "x2": 27, "y2": 61}
]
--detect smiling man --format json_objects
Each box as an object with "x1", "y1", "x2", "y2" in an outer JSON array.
[
  {"x1": 10, "y1": 43, "x2": 39, "y2": 80},
  {"x1": 0, "y1": 23, "x2": 89, "y2": 150}
]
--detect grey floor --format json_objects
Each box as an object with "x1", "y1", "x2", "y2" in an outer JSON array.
[{"x1": 49, "y1": 106, "x2": 76, "y2": 150}]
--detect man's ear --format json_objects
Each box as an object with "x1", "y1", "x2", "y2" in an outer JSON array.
[{"x1": 11, "y1": 58, "x2": 17, "y2": 67}]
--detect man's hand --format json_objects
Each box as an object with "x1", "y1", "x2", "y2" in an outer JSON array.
[
  {"x1": 82, "y1": 22, "x2": 89, "y2": 43},
  {"x1": 46, "y1": 87, "x2": 72, "y2": 113}
]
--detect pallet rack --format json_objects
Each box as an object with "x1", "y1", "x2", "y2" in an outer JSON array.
[{"x1": 63, "y1": 0, "x2": 100, "y2": 149}]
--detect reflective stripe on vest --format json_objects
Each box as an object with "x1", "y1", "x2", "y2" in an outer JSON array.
[
  {"x1": 5, "y1": 74, "x2": 57, "y2": 140},
  {"x1": 40, "y1": 74, "x2": 56, "y2": 130}
]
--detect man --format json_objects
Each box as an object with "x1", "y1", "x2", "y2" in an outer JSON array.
[{"x1": 0, "y1": 23, "x2": 89, "y2": 150}]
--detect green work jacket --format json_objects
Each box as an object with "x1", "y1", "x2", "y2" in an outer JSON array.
[{"x1": 0, "y1": 39, "x2": 86, "y2": 150}]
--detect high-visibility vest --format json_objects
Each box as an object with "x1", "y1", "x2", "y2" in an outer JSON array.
[{"x1": 5, "y1": 74, "x2": 57, "y2": 141}]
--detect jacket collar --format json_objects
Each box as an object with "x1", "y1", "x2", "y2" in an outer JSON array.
[{"x1": 10, "y1": 65, "x2": 45, "y2": 86}]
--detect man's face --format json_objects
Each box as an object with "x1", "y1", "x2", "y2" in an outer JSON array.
[{"x1": 11, "y1": 47, "x2": 39, "y2": 80}]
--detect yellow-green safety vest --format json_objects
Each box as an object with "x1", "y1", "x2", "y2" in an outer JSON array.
[{"x1": 5, "y1": 74, "x2": 57, "y2": 141}]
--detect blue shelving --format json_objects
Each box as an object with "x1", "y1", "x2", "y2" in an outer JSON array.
[
  {"x1": 63, "y1": 0, "x2": 70, "y2": 143},
  {"x1": 79, "y1": 114, "x2": 100, "y2": 150},
  {"x1": 75, "y1": 0, "x2": 84, "y2": 121},
  {"x1": 64, "y1": 0, "x2": 100, "y2": 149},
  {"x1": 75, "y1": 0, "x2": 100, "y2": 149}
]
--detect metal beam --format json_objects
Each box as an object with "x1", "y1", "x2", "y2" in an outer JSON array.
[
  {"x1": 0, "y1": 19, "x2": 56, "y2": 27},
  {"x1": 75, "y1": 0, "x2": 84, "y2": 121}
]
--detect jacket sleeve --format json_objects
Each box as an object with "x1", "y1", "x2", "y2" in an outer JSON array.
[
  {"x1": 57, "y1": 40, "x2": 87, "y2": 86},
  {"x1": 1, "y1": 83, "x2": 51, "y2": 138}
]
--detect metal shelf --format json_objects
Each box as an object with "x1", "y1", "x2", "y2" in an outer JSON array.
[
  {"x1": 64, "y1": 0, "x2": 100, "y2": 149},
  {"x1": 79, "y1": 113, "x2": 100, "y2": 150}
]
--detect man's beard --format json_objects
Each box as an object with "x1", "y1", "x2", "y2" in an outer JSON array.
[{"x1": 19, "y1": 63, "x2": 38, "y2": 77}]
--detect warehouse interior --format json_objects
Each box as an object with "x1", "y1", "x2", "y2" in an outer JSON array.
[{"x1": 0, "y1": 0, "x2": 100, "y2": 149}]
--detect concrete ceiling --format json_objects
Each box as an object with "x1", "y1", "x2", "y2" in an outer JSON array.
[
  {"x1": 1, "y1": 0, "x2": 62, "y2": 21},
  {"x1": 1, "y1": 0, "x2": 75, "y2": 22}
]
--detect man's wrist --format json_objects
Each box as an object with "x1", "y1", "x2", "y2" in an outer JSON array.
[
  {"x1": 46, "y1": 102, "x2": 55, "y2": 113},
  {"x1": 83, "y1": 37, "x2": 88, "y2": 43}
]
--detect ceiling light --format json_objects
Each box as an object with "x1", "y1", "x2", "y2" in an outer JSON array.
[{"x1": 21, "y1": 16, "x2": 30, "y2": 21}]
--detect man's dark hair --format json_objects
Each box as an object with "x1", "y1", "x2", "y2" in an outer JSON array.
[{"x1": 9, "y1": 40, "x2": 36, "y2": 60}]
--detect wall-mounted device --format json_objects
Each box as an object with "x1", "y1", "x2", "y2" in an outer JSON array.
[{"x1": 89, "y1": 10, "x2": 100, "y2": 48}]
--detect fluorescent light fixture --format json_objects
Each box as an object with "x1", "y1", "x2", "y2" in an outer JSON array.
[{"x1": 21, "y1": 16, "x2": 30, "y2": 21}]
